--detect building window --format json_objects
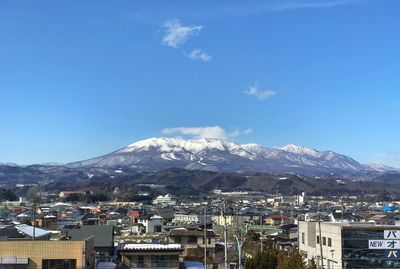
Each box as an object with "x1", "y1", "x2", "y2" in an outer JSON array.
[
  {"x1": 317, "y1": 235, "x2": 320, "y2": 244},
  {"x1": 328, "y1": 238, "x2": 332, "y2": 247},
  {"x1": 188, "y1": 236, "x2": 196, "y2": 244},
  {"x1": 185, "y1": 236, "x2": 197, "y2": 244},
  {"x1": 208, "y1": 238, "x2": 211, "y2": 245},
  {"x1": 42, "y1": 259, "x2": 76, "y2": 269},
  {"x1": 151, "y1": 255, "x2": 164, "y2": 266},
  {"x1": 323, "y1": 237, "x2": 326, "y2": 246},
  {"x1": 302, "y1": 233, "x2": 305, "y2": 244},
  {"x1": 138, "y1": 255, "x2": 144, "y2": 266}
]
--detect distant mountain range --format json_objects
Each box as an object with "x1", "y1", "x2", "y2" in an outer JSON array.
[
  {"x1": 1, "y1": 138, "x2": 400, "y2": 195},
  {"x1": 67, "y1": 137, "x2": 400, "y2": 176}
]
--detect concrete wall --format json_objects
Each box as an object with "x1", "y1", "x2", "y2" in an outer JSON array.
[
  {"x1": 0, "y1": 238, "x2": 95, "y2": 269},
  {"x1": 299, "y1": 221, "x2": 342, "y2": 269}
]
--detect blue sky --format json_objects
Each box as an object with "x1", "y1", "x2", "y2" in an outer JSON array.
[{"x1": 1, "y1": 0, "x2": 399, "y2": 167}]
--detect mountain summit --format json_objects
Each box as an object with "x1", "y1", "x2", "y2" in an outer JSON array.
[{"x1": 67, "y1": 137, "x2": 384, "y2": 176}]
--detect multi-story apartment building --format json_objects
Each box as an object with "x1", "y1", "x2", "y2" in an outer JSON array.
[{"x1": 299, "y1": 221, "x2": 400, "y2": 269}]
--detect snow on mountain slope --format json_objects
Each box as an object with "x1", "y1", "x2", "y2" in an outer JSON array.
[
  {"x1": 365, "y1": 163, "x2": 400, "y2": 173},
  {"x1": 280, "y1": 144, "x2": 319, "y2": 157},
  {"x1": 67, "y1": 137, "x2": 381, "y2": 175}
]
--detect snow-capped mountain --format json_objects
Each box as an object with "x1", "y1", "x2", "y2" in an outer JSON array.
[
  {"x1": 364, "y1": 163, "x2": 400, "y2": 173},
  {"x1": 67, "y1": 137, "x2": 380, "y2": 175}
]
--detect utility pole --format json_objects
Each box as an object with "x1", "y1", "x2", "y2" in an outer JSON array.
[
  {"x1": 341, "y1": 198, "x2": 344, "y2": 222},
  {"x1": 204, "y1": 207, "x2": 207, "y2": 269},
  {"x1": 211, "y1": 199, "x2": 214, "y2": 222},
  {"x1": 259, "y1": 208, "x2": 264, "y2": 252},
  {"x1": 234, "y1": 204, "x2": 246, "y2": 269},
  {"x1": 235, "y1": 234, "x2": 246, "y2": 269},
  {"x1": 318, "y1": 214, "x2": 324, "y2": 269},
  {"x1": 32, "y1": 204, "x2": 36, "y2": 241},
  {"x1": 223, "y1": 202, "x2": 228, "y2": 269}
]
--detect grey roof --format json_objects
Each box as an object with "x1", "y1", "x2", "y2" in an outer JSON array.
[
  {"x1": 0, "y1": 225, "x2": 25, "y2": 239},
  {"x1": 15, "y1": 224, "x2": 52, "y2": 238},
  {"x1": 0, "y1": 224, "x2": 51, "y2": 240},
  {"x1": 76, "y1": 213, "x2": 97, "y2": 221},
  {"x1": 66, "y1": 225, "x2": 113, "y2": 248}
]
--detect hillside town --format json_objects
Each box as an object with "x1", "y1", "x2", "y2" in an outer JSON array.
[
  {"x1": 1, "y1": 188, "x2": 400, "y2": 269},
  {"x1": 2, "y1": 0, "x2": 399, "y2": 268}
]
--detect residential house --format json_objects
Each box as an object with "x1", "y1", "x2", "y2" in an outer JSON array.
[
  {"x1": 119, "y1": 243, "x2": 183, "y2": 269},
  {"x1": 264, "y1": 214, "x2": 289, "y2": 226},
  {"x1": 65, "y1": 225, "x2": 114, "y2": 262},
  {"x1": 75, "y1": 213, "x2": 99, "y2": 226},
  {"x1": 138, "y1": 214, "x2": 163, "y2": 233},
  {"x1": 329, "y1": 212, "x2": 364, "y2": 223},
  {"x1": 167, "y1": 227, "x2": 216, "y2": 258}
]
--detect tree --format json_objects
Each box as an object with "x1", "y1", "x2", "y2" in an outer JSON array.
[
  {"x1": 123, "y1": 194, "x2": 153, "y2": 203},
  {"x1": 25, "y1": 186, "x2": 42, "y2": 203},
  {"x1": 64, "y1": 193, "x2": 85, "y2": 202},
  {"x1": 245, "y1": 249, "x2": 278, "y2": 269},
  {"x1": 284, "y1": 251, "x2": 306, "y2": 269},
  {"x1": 243, "y1": 230, "x2": 261, "y2": 255},
  {"x1": 0, "y1": 188, "x2": 18, "y2": 201},
  {"x1": 307, "y1": 258, "x2": 318, "y2": 269},
  {"x1": 246, "y1": 249, "x2": 309, "y2": 269},
  {"x1": 86, "y1": 193, "x2": 109, "y2": 203}
]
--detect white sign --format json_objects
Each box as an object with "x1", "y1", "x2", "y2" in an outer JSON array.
[
  {"x1": 1, "y1": 256, "x2": 17, "y2": 264},
  {"x1": 385, "y1": 230, "x2": 400, "y2": 239},
  {"x1": 369, "y1": 240, "x2": 400, "y2": 249}
]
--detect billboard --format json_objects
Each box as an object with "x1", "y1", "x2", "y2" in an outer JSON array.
[{"x1": 368, "y1": 230, "x2": 400, "y2": 260}]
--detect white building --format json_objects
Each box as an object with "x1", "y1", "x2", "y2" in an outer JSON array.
[
  {"x1": 299, "y1": 221, "x2": 400, "y2": 269},
  {"x1": 172, "y1": 214, "x2": 199, "y2": 224},
  {"x1": 297, "y1": 192, "x2": 307, "y2": 206},
  {"x1": 153, "y1": 194, "x2": 176, "y2": 206},
  {"x1": 138, "y1": 214, "x2": 163, "y2": 233}
]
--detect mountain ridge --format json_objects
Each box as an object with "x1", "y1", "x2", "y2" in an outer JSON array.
[{"x1": 66, "y1": 137, "x2": 400, "y2": 176}]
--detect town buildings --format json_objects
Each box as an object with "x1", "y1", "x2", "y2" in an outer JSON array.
[
  {"x1": 0, "y1": 237, "x2": 95, "y2": 269},
  {"x1": 119, "y1": 243, "x2": 183, "y2": 269},
  {"x1": 299, "y1": 221, "x2": 400, "y2": 269}
]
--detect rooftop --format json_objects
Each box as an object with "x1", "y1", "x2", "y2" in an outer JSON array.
[{"x1": 123, "y1": 243, "x2": 183, "y2": 251}]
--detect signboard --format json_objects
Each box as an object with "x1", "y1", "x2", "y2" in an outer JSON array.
[
  {"x1": 368, "y1": 230, "x2": 400, "y2": 251},
  {"x1": 369, "y1": 240, "x2": 400, "y2": 249},
  {"x1": 384, "y1": 230, "x2": 399, "y2": 239},
  {"x1": 0, "y1": 257, "x2": 28, "y2": 265},
  {"x1": 1, "y1": 256, "x2": 17, "y2": 264},
  {"x1": 385, "y1": 250, "x2": 400, "y2": 260}
]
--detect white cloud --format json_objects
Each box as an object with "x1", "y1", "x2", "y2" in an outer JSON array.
[
  {"x1": 244, "y1": 85, "x2": 276, "y2": 101},
  {"x1": 227, "y1": 0, "x2": 364, "y2": 15},
  {"x1": 162, "y1": 19, "x2": 203, "y2": 48},
  {"x1": 229, "y1": 128, "x2": 253, "y2": 138},
  {"x1": 161, "y1": 126, "x2": 252, "y2": 140},
  {"x1": 185, "y1": 49, "x2": 212, "y2": 62},
  {"x1": 269, "y1": 0, "x2": 361, "y2": 11}
]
